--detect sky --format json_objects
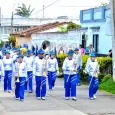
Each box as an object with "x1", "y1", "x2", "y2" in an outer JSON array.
[{"x1": 0, "y1": 0, "x2": 109, "y2": 18}]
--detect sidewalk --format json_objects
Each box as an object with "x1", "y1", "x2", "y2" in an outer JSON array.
[{"x1": 0, "y1": 79, "x2": 115, "y2": 115}]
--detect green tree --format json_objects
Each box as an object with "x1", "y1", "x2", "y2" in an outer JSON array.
[
  {"x1": 0, "y1": 40, "x2": 4, "y2": 48},
  {"x1": 100, "y1": 2, "x2": 108, "y2": 6},
  {"x1": 15, "y1": 3, "x2": 35, "y2": 18},
  {"x1": 57, "y1": 25, "x2": 68, "y2": 32},
  {"x1": 67, "y1": 22, "x2": 81, "y2": 30},
  {"x1": 96, "y1": 2, "x2": 108, "y2": 7},
  {"x1": 8, "y1": 36, "x2": 16, "y2": 47}
]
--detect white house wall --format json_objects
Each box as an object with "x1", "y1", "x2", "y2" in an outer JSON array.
[{"x1": 32, "y1": 31, "x2": 81, "y2": 53}]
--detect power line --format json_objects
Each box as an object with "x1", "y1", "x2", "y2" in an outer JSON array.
[
  {"x1": 55, "y1": 6, "x2": 96, "y2": 7},
  {"x1": 32, "y1": 0, "x2": 61, "y2": 16}
]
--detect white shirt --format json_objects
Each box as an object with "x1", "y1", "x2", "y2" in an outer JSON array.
[
  {"x1": 0, "y1": 60, "x2": 4, "y2": 76},
  {"x1": 3, "y1": 58, "x2": 13, "y2": 71},
  {"x1": 62, "y1": 57, "x2": 75, "y2": 75},
  {"x1": 85, "y1": 61, "x2": 99, "y2": 77},
  {"x1": 33, "y1": 58, "x2": 47, "y2": 76},
  {"x1": 47, "y1": 58, "x2": 59, "y2": 72},
  {"x1": 14, "y1": 62, "x2": 27, "y2": 77},
  {"x1": 23, "y1": 56, "x2": 34, "y2": 71}
]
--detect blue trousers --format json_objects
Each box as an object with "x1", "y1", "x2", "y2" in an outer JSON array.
[
  {"x1": 27, "y1": 71, "x2": 33, "y2": 91},
  {"x1": 0, "y1": 75, "x2": 1, "y2": 81},
  {"x1": 4, "y1": 70, "x2": 12, "y2": 91},
  {"x1": 88, "y1": 75, "x2": 92, "y2": 84},
  {"x1": 25, "y1": 81, "x2": 28, "y2": 91},
  {"x1": 89, "y1": 77, "x2": 99, "y2": 98},
  {"x1": 76, "y1": 72, "x2": 80, "y2": 84},
  {"x1": 35, "y1": 76, "x2": 46, "y2": 97},
  {"x1": 15, "y1": 77, "x2": 26, "y2": 100},
  {"x1": 64, "y1": 74, "x2": 78, "y2": 97},
  {"x1": 48, "y1": 71, "x2": 56, "y2": 90}
]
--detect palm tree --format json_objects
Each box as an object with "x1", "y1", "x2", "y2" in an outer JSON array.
[{"x1": 15, "y1": 3, "x2": 35, "y2": 18}]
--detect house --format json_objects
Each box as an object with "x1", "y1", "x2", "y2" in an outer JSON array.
[
  {"x1": 80, "y1": 5, "x2": 112, "y2": 54},
  {"x1": 10, "y1": 21, "x2": 81, "y2": 53},
  {"x1": 0, "y1": 17, "x2": 78, "y2": 42}
]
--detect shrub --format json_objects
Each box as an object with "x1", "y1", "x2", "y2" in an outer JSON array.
[
  {"x1": 57, "y1": 54, "x2": 112, "y2": 82},
  {"x1": 99, "y1": 75, "x2": 115, "y2": 94}
]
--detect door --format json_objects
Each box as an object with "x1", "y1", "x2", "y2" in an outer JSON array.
[
  {"x1": 93, "y1": 34, "x2": 99, "y2": 53},
  {"x1": 82, "y1": 34, "x2": 86, "y2": 48}
]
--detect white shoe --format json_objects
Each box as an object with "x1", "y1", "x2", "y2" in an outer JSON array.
[
  {"x1": 41, "y1": 97, "x2": 46, "y2": 100},
  {"x1": 65, "y1": 97, "x2": 69, "y2": 100},
  {"x1": 15, "y1": 98, "x2": 19, "y2": 100},
  {"x1": 93, "y1": 95, "x2": 96, "y2": 99},
  {"x1": 72, "y1": 97, "x2": 77, "y2": 101},
  {"x1": 37, "y1": 97, "x2": 41, "y2": 100},
  {"x1": 90, "y1": 97, "x2": 94, "y2": 100},
  {"x1": 52, "y1": 87, "x2": 54, "y2": 90}
]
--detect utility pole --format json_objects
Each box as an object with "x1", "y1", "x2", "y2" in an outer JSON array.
[
  {"x1": 111, "y1": 0, "x2": 115, "y2": 81},
  {"x1": 11, "y1": 12, "x2": 14, "y2": 33},
  {"x1": 43, "y1": 5, "x2": 45, "y2": 19}
]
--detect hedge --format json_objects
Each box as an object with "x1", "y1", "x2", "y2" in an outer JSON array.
[{"x1": 57, "y1": 54, "x2": 112, "y2": 82}]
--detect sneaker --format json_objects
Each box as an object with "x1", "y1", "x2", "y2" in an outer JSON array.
[
  {"x1": 65, "y1": 97, "x2": 69, "y2": 100},
  {"x1": 37, "y1": 97, "x2": 41, "y2": 100},
  {"x1": 52, "y1": 87, "x2": 54, "y2": 90},
  {"x1": 93, "y1": 95, "x2": 96, "y2": 99},
  {"x1": 20, "y1": 99, "x2": 24, "y2": 102},
  {"x1": 8, "y1": 90, "x2": 11, "y2": 93},
  {"x1": 25, "y1": 90, "x2": 27, "y2": 92},
  {"x1": 15, "y1": 98, "x2": 19, "y2": 100},
  {"x1": 77, "y1": 83, "x2": 81, "y2": 86},
  {"x1": 41, "y1": 97, "x2": 46, "y2": 100},
  {"x1": 72, "y1": 97, "x2": 77, "y2": 101},
  {"x1": 29, "y1": 91, "x2": 33, "y2": 93},
  {"x1": 90, "y1": 97, "x2": 94, "y2": 100}
]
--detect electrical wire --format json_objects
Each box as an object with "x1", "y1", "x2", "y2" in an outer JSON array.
[{"x1": 31, "y1": 0, "x2": 62, "y2": 16}]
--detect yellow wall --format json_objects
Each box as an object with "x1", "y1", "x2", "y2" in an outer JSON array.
[{"x1": 12, "y1": 34, "x2": 32, "y2": 49}]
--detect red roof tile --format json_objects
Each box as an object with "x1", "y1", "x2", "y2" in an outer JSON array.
[{"x1": 11, "y1": 21, "x2": 68, "y2": 36}]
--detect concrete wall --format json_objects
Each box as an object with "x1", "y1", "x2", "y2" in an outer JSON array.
[{"x1": 32, "y1": 31, "x2": 81, "y2": 53}]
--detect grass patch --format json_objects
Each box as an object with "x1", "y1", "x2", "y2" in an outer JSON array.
[{"x1": 99, "y1": 78, "x2": 115, "y2": 94}]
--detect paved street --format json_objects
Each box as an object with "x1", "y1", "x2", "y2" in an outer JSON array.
[{"x1": 0, "y1": 78, "x2": 115, "y2": 115}]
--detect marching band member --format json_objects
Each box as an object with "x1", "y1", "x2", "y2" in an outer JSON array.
[
  {"x1": 73, "y1": 48, "x2": 82, "y2": 86},
  {"x1": 85, "y1": 52, "x2": 99, "y2": 100},
  {"x1": 62, "y1": 50, "x2": 77, "y2": 101},
  {"x1": 84, "y1": 51, "x2": 97, "y2": 83},
  {"x1": 12, "y1": 48, "x2": 20, "y2": 63},
  {"x1": 0, "y1": 57, "x2": 4, "y2": 81},
  {"x1": 47, "y1": 51, "x2": 59, "y2": 90},
  {"x1": 23, "y1": 50, "x2": 34, "y2": 93},
  {"x1": 3, "y1": 51, "x2": 13, "y2": 93},
  {"x1": 33, "y1": 49, "x2": 47, "y2": 100},
  {"x1": 14, "y1": 54, "x2": 27, "y2": 102}
]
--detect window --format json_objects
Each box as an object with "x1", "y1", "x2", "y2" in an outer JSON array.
[
  {"x1": 92, "y1": 29, "x2": 100, "y2": 32},
  {"x1": 93, "y1": 34, "x2": 99, "y2": 53}
]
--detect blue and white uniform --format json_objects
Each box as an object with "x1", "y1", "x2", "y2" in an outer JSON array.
[
  {"x1": 85, "y1": 52, "x2": 99, "y2": 100},
  {"x1": 23, "y1": 50, "x2": 34, "y2": 92},
  {"x1": 73, "y1": 48, "x2": 82, "y2": 85},
  {"x1": 13, "y1": 54, "x2": 27, "y2": 101},
  {"x1": 62, "y1": 50, "x2": 77, "y2": 100},
  {"x1": 47, "y1": 51, "x2": 59, "y2": 90},
  {"x1": 3, "y1": 52, "x2": 13, "y2": 92},
  {"x1": 85, "y1": 55, "x2": 97, "y2": 83},
  {"x1": 33, "y1": 49, "x2": 47, "y2": 100},
  {"x1": 0, "y1": 60, "x2": 4, "y2": 81}
]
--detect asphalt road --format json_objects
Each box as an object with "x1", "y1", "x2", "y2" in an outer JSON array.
[{"x1": 0, "y1": 78, "x2": 115, "y2": 115}]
